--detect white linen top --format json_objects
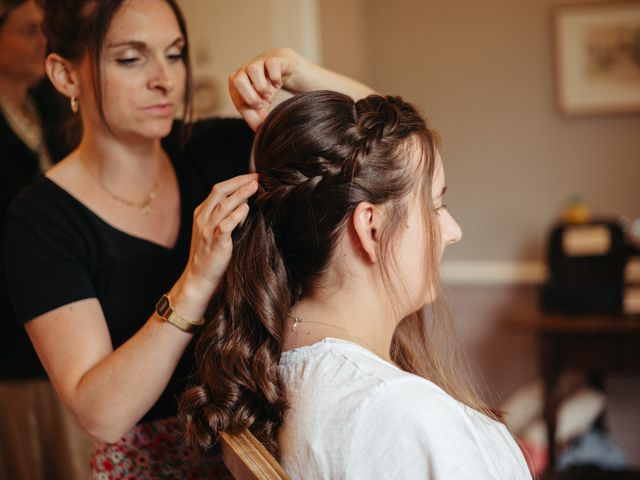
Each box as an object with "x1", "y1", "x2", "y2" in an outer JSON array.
[{"x1": 278, "y1": 338, "x2": 532, "y2": 480}]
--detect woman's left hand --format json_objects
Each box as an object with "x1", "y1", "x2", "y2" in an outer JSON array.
[{"x1": 229, "y1": 48, "x2": 306, "y2": 131}]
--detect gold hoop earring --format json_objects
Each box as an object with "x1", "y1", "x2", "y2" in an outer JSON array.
[{"x1": 70, "y1": 96, "x2": 79, "y2": 113}]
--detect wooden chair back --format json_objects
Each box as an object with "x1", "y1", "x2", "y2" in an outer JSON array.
[{"x1": 219, "y1": 430, "x2": 290, "y2": 480}]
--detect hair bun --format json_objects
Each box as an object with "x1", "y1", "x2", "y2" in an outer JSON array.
[{"x1": 354, "y1": 95, "x2": 405, "y2": 140}]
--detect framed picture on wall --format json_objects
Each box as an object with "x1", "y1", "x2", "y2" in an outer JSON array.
[{"x1": 553, "y1": 0, "x2": 640, "y2": 116}]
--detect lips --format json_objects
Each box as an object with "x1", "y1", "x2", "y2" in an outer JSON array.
[{"x1": 142, "y1": 103, "x2": 175, "y2": 117}]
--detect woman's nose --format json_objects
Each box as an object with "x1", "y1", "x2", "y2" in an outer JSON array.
[
  {"x1": 148, "y1": 60, "x2": 174, "y2": 92},
  {"x1": 444, "y1": 211, "x2": 462, "y2": 245}
]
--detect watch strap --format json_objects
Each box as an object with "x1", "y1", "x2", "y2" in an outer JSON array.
[{"x1": 156, "y1": 293, "x2": 204, "y2": 333}]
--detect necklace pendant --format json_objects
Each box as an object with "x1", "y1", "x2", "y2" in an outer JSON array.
[
  {"x1": 142, "y1": 204, "x2": 152, "y2": 215},
  {"x1": 291, "y1": 316, "x2": 303, "y2": 332}
]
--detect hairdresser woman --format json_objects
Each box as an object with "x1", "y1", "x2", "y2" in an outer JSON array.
[{"x1": 3, "y1": 0, "x2": 374, "y2": 477}]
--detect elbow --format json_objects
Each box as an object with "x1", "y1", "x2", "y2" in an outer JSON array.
[
  {"x1": 82, "y1": 418, "x2": 131, "y2": 444},
  {"x1": 64, "y1": 388, "x2": 135, "y2": 444},
  {"x1": 72, "y1": 407, "x2": 133, "y2": 444}
]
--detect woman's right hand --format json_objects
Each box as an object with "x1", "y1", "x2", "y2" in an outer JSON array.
[
  {"x1": 174, "y1": 173, "x2": 259, "y2": 313},
  {"x1": 229, "y1": 48, "x2": 305, "y2": 131},
  {"x1": 229, "y1": 47, "x2": 375, "y2": 131}
]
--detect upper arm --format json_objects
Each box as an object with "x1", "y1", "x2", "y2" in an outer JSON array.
[
  {"x1": 4, "y1": 192, "x2": 96, "y2": 323},
  {"x1": 25, "y1": 298, "x2": 113, "y2": 406},
  {"x1": 4, "y1": 193, "x2": 112, "y2": 405}
]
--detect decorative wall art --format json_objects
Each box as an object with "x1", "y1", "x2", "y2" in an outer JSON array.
[{"x1": 553, "y1": 0, "x2": 640, "y2": 115}]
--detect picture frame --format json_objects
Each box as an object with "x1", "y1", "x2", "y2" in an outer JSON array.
[{"x1": 553, "y1": 0, "x2": 640, "y2": 116}]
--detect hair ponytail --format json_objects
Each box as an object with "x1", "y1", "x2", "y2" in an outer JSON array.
[{"x1": 180, "y1": 201, "x2": 290, "y2": 454}]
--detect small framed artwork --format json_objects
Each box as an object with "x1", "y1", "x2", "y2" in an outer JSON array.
[{"x1": 553, "y1": 0, "x2": 640, "y2": 116}]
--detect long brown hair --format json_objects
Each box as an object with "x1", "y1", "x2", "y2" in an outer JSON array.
[{"x1": 180, "y1": 90, "x2": 493, "y2": 455}]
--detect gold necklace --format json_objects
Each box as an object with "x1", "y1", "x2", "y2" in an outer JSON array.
[{"x1": 80, "y1": 159, "x2": 160, "y2": 215}]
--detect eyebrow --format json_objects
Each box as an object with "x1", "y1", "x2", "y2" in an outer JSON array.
[
  {"x1": 438, "y1": 186, "x2": 448, "y2": 198},
  {"x1": 106, "y1": 37, "x2": 185, "y2": 49}
]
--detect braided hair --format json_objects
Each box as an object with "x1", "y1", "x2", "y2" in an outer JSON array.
[{"x1": 180, "y1": 90, "x2": 493, "y2": 455}]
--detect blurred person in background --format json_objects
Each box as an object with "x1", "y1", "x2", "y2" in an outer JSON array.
[{"x1": 0, "y1": 1, "x2": 90, "y2": 479}]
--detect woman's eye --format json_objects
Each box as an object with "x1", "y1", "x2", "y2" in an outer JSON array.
[
  {"x1": 116, "y1": 57, "x2": 139, "y2": 67},
  {"x1": 166, "y1": 51, "x2": 184, "y2": 63},
  {"x1": 436, "y1": 204, "x2": 448, "y2": 214}
]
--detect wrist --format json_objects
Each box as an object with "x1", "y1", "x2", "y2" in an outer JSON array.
[
  {"x1": 280, "y1": 48, "x2": 312, "y2": 94},
  {"x1": 169, "y1": 274, "x2": 213, "y2": 322}
]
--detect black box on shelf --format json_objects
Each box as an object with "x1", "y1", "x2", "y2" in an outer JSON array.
[{"x1": 540, "y1": 220, "x2": 629, "y2": 314}]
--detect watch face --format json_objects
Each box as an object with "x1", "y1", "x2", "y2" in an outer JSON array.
[{"x1": 156, "y1": 295, "x2": 170, "y2": 316}]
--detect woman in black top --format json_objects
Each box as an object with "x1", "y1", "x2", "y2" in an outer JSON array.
[
  {"x1": 4, "y1": 0, "x2": 374, "y2": 477},
  {"x1": 0, "y1": 2, "x2": 89, "y2": 478},
  {"x1": 0, "y1": 0, "x2": 58, "y2": 382}
]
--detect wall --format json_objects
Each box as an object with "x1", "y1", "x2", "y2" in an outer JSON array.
[{"x1": 317, "y1": 0, "x2": 370, "y2": 84}]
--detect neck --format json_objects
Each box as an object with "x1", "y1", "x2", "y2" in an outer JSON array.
[
  {"x1": 284, "y1": 283, "x2": 399, "y2": 362},
  {"x1": 77, "y1": 128, "x2": 166, "y2": 184}
]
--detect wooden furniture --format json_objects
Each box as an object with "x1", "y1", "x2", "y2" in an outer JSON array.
[
  {"x1": 219, "y1": 430, "x2": 290, "y2": 480},
  {"x1": 507, "y1": 311, "x2": 640, "y2": 471}
]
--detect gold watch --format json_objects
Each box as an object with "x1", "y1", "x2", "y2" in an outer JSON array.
[{"x1": 155, "y1": 293, "x2": 204, "y2": 333}]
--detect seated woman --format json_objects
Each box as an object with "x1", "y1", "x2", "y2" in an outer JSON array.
[{"x1": 180, "y1": 90, "x2": 532, "y2": 479}]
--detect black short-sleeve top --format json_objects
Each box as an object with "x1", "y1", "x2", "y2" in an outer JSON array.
[{"x1": 3, "y1": 118, "x2": 253, "y2": 423}]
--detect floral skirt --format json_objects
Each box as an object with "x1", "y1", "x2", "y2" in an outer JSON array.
[{"x1": 90, "y1": 416, "x2": 231, "y2": 479}]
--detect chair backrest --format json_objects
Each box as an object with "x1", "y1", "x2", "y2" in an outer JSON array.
[{"x1": 219, "y1": 430, "x2": 290, "y2": 480}]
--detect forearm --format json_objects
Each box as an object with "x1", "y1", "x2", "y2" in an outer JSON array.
[
  {"x1": 56, "y1": 279, "x2": 209, "y2": 443},
  {"x1": 71, "y1": 314, "x2": 191, "y2": 442},
  {"x1": 285, "y1": 52, "x2": 376, "y2": 100},
  {"x1": 230, "y1": 48, "x2": 376, "y2": 130}
]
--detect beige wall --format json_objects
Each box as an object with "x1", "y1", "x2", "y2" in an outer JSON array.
[
  {"x1": 320, "y1": 0, "x2": 640, "y2": 268},
  {"x1": 317, "y1": 0, "x2": 370, "y2": 83}
]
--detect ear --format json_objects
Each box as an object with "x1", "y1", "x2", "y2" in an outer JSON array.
[
  {"x1": 352, "y1": 202, "x2": 381, "y2": 264},
  {"x1": 45, "y1": 53, "x2": 81, "y2": 99}
]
